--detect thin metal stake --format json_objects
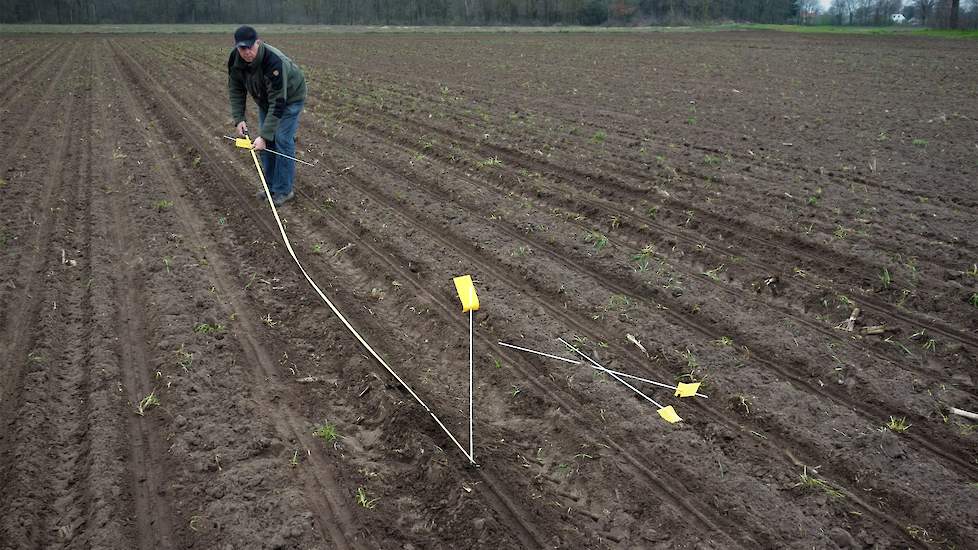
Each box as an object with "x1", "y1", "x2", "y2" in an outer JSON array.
[
  {"x1": 469, "y1": 308, "x2": 474, "y2": 463},
  {"x1": 501, "y1": 341, "x2": 706, "y2": 398},
  {"x1": 558, "y1": 338, "x2": 665, "y2": 409}
]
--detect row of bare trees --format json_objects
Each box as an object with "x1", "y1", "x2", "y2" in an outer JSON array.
[
  {"x1": 0, "y1": 0, "x2": 801, "y2": 25},
  {"x1": 1, "y1": 0, "x2": 973, "y2": 27},
  {"x1": 827, "y1": 0, "x2": 975, "y2": 27}
]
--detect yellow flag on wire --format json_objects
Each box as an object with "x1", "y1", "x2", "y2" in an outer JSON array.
[
  {"x1": 453, "y1": 275, "x2": 480, "y2": 312},
  {"x1": 657, "y1": 405, "x2": 682, "y2": 424},
  {"x1": 234, "y1": 137, "x2": 253, "y2": 149},
  {"x1": 675, "y1": 382, "x2": 700, "y2": 398}
]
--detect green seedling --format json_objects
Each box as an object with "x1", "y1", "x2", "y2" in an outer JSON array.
[
  {"x1": 715, "y1": 336, "x2": 734, "y2": 347},
  {"x1": 879, "y1": 267, "x2": 892, "y2": 289},
  {"x1": 886, "y1": 416, "x2": 911, "y2": 433},
  {"x1": 510, "y1": 385, "x2": 522, "y2": 398},
  {"x1": 154, "y1": 199, "x2": 174, "y2": 211},
  {"x1": 647, "y1": 206, "x2": 659, "y2": 219},
  {"x1": 322, "y1": 198, "x2": 336, "y2": 209},
  {"x1": 606, "y1": 294, "x2": 632, "y2": 311},
  {"x1": 356, "y1": 487, "x2": 379, "y2": 508},
  {"x1": 632, "y1": 245, "x2": 656, "y2": 271},
  {"x1": 193, "y1": 323, "x2": 224, "y2": 334},
  {"x1": 833, "y1": 226, "x2": 849, "y2": 240},
  {"x1": 703, "y1": 154, "x2": 721, "y2": 166},
  {"x1": 970, "y1": 293, "x2": 978, "y2": 308},
  {"x1": 590, "y1": 130, "x2": 606, "y2": 144},
  {"x1": 312, "y1": 242, "x2": 324, "y2": 254},
  {"x1": 794, "y1": 467, "x2": 843, "y2": 499},
  {"x1": 176, "y1": 345, "x2": 193, "y2": 371},
  {"x1": 703, "y1": 264, "x2": 725, "y2": 282},
  {"x1": 912, "y1": 138, "x2": 928, "y2": 147},
  {"x1": 162, "y1": 257, "x2": 172, "y2": 273},
  {"x1": 289, "y1": 450, "x2": 300, "y2": 467},
  {"x1": 477, "y1": 156, "x2": 503, "y2": 168},
  {"x1": 584, "y1": 231, "x2": 609, "y2": 250},
  {"x1": 261, "y1": 313, "x2": 278, "y2": 328},
  {"x1": 806, "y1": 187, "x2": 823, "y2": 206},
  {"x1": 493, "y1": 357, "x2": 503, "y2": 369},
  {"x1": 610, "y1": 215, "x2": 621, "y2": 229},
  {"x1": 966, "y1": 264, "x2": 978, "y2": 278},
  {"x1": 136, "y1": 391, "x2": 159, "y2": 416},
  {"x1": 511, "y1": 245, "x2": 532, "y2": 257},
  {"x1": 313, "y1": 423, "x2": 339, "y2": 443}
]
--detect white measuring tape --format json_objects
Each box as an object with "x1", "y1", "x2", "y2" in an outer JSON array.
[{"x1": 244, "y1": 146, "x2": 475, "y2": 464}]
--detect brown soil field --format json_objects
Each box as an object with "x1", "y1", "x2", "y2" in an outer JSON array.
[{"x1": 1, "y1": 30, "x2": 977, "y2": 549}]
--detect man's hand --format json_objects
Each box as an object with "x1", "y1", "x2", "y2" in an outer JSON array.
[
  {"x1": 252, "y1": 136, "x2": 267, "y2": 151},
  {"x1": 235, "y1": 121, "x2": 248, "y2": 137}
]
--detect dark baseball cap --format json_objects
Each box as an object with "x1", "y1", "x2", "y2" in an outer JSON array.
[{"x1": 233, "y1": 25, "x2": 258, "y2": 48}]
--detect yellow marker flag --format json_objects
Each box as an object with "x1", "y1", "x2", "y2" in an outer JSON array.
[
  {"x1": 657, "y1": 406, "x2": 682, "y2": 424},
  {"x1": 235, "y1": 137, "x2": 253, "y2": 149},
  {"x1": 675, "y1": 382, "x2": 700, "y2": 398},
  {"x1": 453, "y1": 275, "x2": 480, "y2": 312}
]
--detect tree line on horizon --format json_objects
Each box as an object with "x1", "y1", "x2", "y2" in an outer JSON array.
[{"x1": 0, "y1": 0, "x2": 972, "y2": 28}]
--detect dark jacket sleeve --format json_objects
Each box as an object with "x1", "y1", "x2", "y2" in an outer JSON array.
[
  {"x1": 227, "y1": 51, "x2": 247, "y2": 125},
  {"x1": 258, "y1": 52, "x2": 288, "y2": 141}
]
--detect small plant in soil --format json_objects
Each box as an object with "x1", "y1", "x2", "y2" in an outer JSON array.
[
  {"x1": 794, "y1": 467, "x2": 843, "y2": 499},
  {"x1": 154, "y1": 199, "x2": 174, "y2": 211},
  {"x1": 477, "y1": 156, "x2": 503, "y2": 168},
  {"x1": 703, "y1": 264, "x2": 725, "y2": 282},
  {"x1": 511, "y1": 245, "x2": 532, "y2": 257},
  {"x1": 715, "y1": 336, "x2": 734, "y2": 347},
  {"x1": 806, "y1": 187, "x2": 822, "y2": 206},
  {"x1": 136, "y1": 391, "x2": 159, "y2": 416},
  {"x1": 193, "y1": 322, "x2": 224, "y2": 334},
  {"x1": 606, "y1": 294, "x2": 632, "y2": 311},
  {"x1": 911, "y1": 138, "x2": 928, "y2": 147},
  {"x1": 289, "y1": 450, "x2": 300, "y2": 467},
  {"x1": 510, "y1": 385, "x2": 522, "y2": 398},
  {"x1": 356, "y1": 487, "x2": 379, "y2": 509},
  {"x1": 313, "y1": 423, "x2": 339, "y2": 443},
  {"x1": 886, "y1": 416, "x2": 911, "y2": 433},
  {"x1": 647, "y1": 206, "x2": 659, "y2": 219},
  {"x1": 590, "y1": 130, "x2": 606, "y2": 144},
  {"x1": 162, "y1": 257, "x2": 172, "y2": 273},
  {"x1": 969, "y1": 293, "x2": 978, "y2": 308},
  {"x1": 879, "y1": 267, "x2": 892, "y2": 290},
  {"x1": 176, "y1": 345, "x2": 193, "y2": 371},
  {"x1": 493, "y1": 358, "x2": 502, "y2": 369},
  {"x1": 261, "y1": 313, "x2": 279, "y2": 328},
  {"x1": 312, "y1": 242, "x2": 324, "y2": 254},
  {"x1": 584, "y1": 230, "x2": 609, "y2": 250}
]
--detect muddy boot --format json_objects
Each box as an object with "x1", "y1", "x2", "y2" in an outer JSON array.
[{"x1": 272, "y1": 191, "x2": 294, "y2": 207}]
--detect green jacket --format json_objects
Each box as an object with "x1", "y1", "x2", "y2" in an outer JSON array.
[{"x1": 227, "y1": 43, "x2": 306, "y2": 141}]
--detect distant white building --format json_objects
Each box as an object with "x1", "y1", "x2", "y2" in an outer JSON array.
[{"x1": 891, "y1": 13, "x2": 906, "y2": 23}]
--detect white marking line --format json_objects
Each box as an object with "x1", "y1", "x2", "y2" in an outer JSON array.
[
  {"x1": 558, "y1": 338, "x2": 666, "y2": 409},
  {"x1": 497, "y1": 341, "x2": 581, "y2": 364},
  {"x1": 246, "y1": 148, "x2": 474, "y2": 464},
  {"x1": 500, "y1": 340, "x2": 707, "y2": 399}
]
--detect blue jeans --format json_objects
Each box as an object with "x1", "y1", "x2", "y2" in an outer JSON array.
[{"x1": 258, "y1": 100, "x2": 304, "y2": 196}]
